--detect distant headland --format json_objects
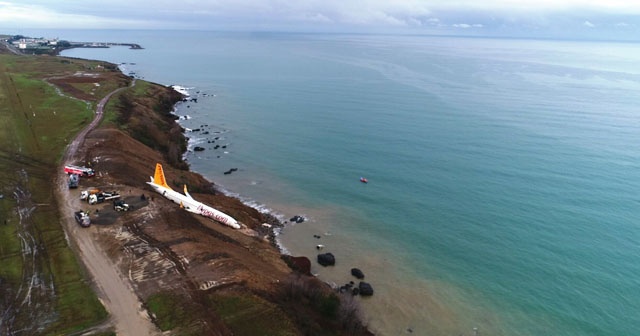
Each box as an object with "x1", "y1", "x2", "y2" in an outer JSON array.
[{"x1": 0, "y1": 34, "x2": 142, "y2": 55}]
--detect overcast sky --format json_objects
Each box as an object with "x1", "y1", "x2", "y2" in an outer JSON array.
[{"x1": 1, "y1": 0, "x2": 639, "y2": 39}]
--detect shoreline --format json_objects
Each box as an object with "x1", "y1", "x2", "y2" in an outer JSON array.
[
  {"x1": 72, "y1": 71, "x2": 373, "y2": 334},
  {"x1": 0, "y1": 37, "x2": 372, "y2": 333},
  {"x1": 168, "y1": 84, "x2": 394, "y2": 331},
  {"x1": 69, "y1": 46, "x2": 451, "y2": 336},
  {"x1": 168, "y1": 84, "x2": 293, "y2": 253}
]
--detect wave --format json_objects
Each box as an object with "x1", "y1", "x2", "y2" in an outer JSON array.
[{"x1": 171, "y1": 85, "x2": 191, "y2": 96}]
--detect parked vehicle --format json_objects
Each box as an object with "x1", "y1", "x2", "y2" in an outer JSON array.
[
  {"x1": 113, "y1": 200, "x2": 130, "y2": 211},
  {"x1": 68, "y1": 174, "x2": 79, "y2": 189},
  {"x1": 64, "y1": 165, "x2": 95, "y2": 177},
  {"x1": 80, "y1": 189, "x2": 101, "y2": 200},
  {"x1": 88, "y1": 191, "x2": 120, "y2": 205},
  {"x1": 74, "y1": 210, "x2": 90, "y2": 227}
]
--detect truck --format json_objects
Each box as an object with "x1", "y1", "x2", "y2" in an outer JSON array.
[
  {"x1": 80, "y1": 189, "x2": 101, "y2": 200},
  {"x1": 88, "y1": 191, "x2": 120, "y2": 205},
  {"x1": 68, "y1": 173, "x2": 79, "y2": 189},
  {"x1": 113, "y1": 199, "x2": 130, "y2": 211},
  {"x1": 64, "y1": 165, "x2": 95, "y2": 177},
  {"x1": 74, "y1": 210, "x2": 90, "y2": 227}
]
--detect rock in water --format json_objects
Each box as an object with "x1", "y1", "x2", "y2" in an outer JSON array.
[
  {"x1": 290, "y1": 215, "x2": 305, "y2": 223},
  {"x1": 359, "y1": 282, "x2": 374, "y2": 296},
  {"x1": 351, "y1": 268, "x2": 365, "y2": 279},
  {"x1": 317, "y1": 253, "x2": 336, "y2": 266}
]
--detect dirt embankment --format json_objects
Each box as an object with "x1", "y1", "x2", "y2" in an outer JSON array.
[{"x1": 69, "y1": 80, "x2": 371, "y2": 335}]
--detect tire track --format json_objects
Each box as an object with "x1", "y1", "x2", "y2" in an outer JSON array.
[{"x1": 0, "y1": 170, "x2": 56, "y2": 335}]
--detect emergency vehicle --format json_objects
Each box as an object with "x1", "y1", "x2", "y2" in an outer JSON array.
[{"x1": 64, "y1": 165, "x2": 95, "y2": 177}]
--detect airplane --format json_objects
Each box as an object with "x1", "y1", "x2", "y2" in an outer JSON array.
[{"x1": 146, "y1": 163, "x2": 241, "y2": 229}]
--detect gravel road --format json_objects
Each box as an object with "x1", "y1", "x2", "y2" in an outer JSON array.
[{"x1": 55, "y1": 81, "x2": 161, "y2": 335}]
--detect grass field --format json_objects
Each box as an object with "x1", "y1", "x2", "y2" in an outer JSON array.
[
  {"x1": 145, "y1": 290, "x2": 300, "y2": 336},
  {"x1": 0, "y1": 53, "x2": 123, "y2": 334}
]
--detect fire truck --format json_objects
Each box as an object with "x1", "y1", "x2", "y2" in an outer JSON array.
[{"x1": 64, "y1": 165, "x2": 95, "y2": 177}]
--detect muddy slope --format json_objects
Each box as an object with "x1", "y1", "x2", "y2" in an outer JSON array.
[{"x1": 74, "y1": 82, "x2": 371, "y2": 335}]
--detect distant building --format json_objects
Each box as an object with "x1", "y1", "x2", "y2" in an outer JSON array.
[{"x1": 12, "y1": 37, "x2": 59, "y2": 50}]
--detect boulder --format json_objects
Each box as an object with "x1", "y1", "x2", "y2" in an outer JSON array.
[
  {"x1": 339, "y1": 284, "x2": 351, "y2": 293},
  {"x1": 194, "y1": 146, "x2": 205, "y2": 152},
  {"x1": 359, "y1": 282, "x2": 374, "y2": 296},
  {"x1": 351, "y1": 268, "x2": 365, "y2": 279},
  {"x1": 282, "y1": 256, "x2": 312, "y2": 276},
  {"x1": 317, "y1": 253, "x2": 336, "y2": 267},
  {"x1": 290, "y1": 215, "x2": 305, "y2": 223}
]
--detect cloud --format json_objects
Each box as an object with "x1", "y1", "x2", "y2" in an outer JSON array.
[
  {"x1": 281, "y1": 1, "x2": 432, "y2": 26},
  {"x1": 298, "y1": 13, "x2": 333, "y2": 23},
  {"x1": 429, "y1": 0, "x2": 640, "y2": 14},
  {"x1": 0, "y1": 2, "x2": 157, "y2": 28},
  {"x1": 2, "y1": 0, "x2": 640, "y2": 39},
  {"x1": 452, "y1": 23, "x2": 484, "y2": 29}
]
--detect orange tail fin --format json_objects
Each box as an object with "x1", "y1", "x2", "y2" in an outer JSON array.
[{"x1": 153, "y1": 163, "x2": 173, "y2": 190}]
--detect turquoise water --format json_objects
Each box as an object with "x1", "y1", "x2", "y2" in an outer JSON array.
[{"x1": 54, "y1": 30, "x2": 640, "y2": 335}]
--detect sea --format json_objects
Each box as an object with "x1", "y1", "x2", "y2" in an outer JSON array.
[{"x1": 22, "y1": 28, "x2": 640, "y2": 335}]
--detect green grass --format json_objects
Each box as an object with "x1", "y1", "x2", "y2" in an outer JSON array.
[
  {"x1": 146, "y1": 292, "x2": 196, "y2": 331},
  {"x1": 101, "y1": 79, "x2": 151, "y2": 127},
  {"x1": 146, "y1": 290, "x2": 300, "y2": 336},
  {"x1": 9, "y1": 73, "x2": 93, "y2": 161},
  {"x1": 0, "y1": 255, "x2": 22, "y2": 285},
  {"x1": 0, "y1": 203, "x2": 21, "y2": 257},
  {"x1": 0, "y1": 53, "x2": 113, "y2": 334},
  {"x1": 207, "y1": 292, "x2": 299, "y2": 336}
]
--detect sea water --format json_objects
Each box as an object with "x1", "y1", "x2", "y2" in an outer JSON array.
[{"x1": 52, "y1": 29, "x2": 640, "y2": 335}]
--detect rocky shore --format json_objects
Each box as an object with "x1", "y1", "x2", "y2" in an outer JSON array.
[{"x1": 74, "y1": 72, "x2": 373, "y2": 335}]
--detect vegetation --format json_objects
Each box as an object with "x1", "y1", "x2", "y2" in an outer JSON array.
[
  {"x1": 207, "y1": 291, "x2": 299, "y2": 336},
  {"x1": 276, "y1": 274, "x2": 370, "y2": 336},
  {"x1": 105, "y1": 79, "x2": 188, "y2": 169},
  {"x1": 146, "y1": 291, "x2": 200, "y2": 332},
  {"x1": 0, "y1": 52, "x2": 119, "y2": 334}
]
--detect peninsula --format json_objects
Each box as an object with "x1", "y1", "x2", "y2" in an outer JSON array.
[{"x1": 1, "y1": 34, "x2": 142, "y2": 55}]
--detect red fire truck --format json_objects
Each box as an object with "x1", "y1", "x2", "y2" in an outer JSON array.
[{"x1": 64, "y1": 165, "x2": 95, "y2": 177}]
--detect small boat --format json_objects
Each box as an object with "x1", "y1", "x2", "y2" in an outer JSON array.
[{"x1": 360, "y1": 177, "x2": 368, "y2": 183}]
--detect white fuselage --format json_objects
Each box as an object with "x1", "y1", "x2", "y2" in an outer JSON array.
[{"x1": 147, "y1": 182, "x2": 240, "y2": 229}]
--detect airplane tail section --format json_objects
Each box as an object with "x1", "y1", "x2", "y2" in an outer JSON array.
[
  {"x1": 153, "y1": 163, "x2": 173, "y2": 190},
  {"x1": 184, "y1": 185, "x2": 194, "y2": 199}
]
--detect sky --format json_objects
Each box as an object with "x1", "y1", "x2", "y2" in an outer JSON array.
[{"x1": 1, "y1": 0, "x2": 639, "y2": 39}]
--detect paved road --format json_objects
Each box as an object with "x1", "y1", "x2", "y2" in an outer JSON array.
[{"x1": 56, "y1": 80, "x2": 160, "y2": 335}]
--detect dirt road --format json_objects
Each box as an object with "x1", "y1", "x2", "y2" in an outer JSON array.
[{"x1": 55, "y1": 81, "x2": 160, "y2": 335}]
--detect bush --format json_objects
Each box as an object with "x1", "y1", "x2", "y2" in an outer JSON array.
[{"x1": 277, "y1": 274, "x2": 370, "y2": 335}]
